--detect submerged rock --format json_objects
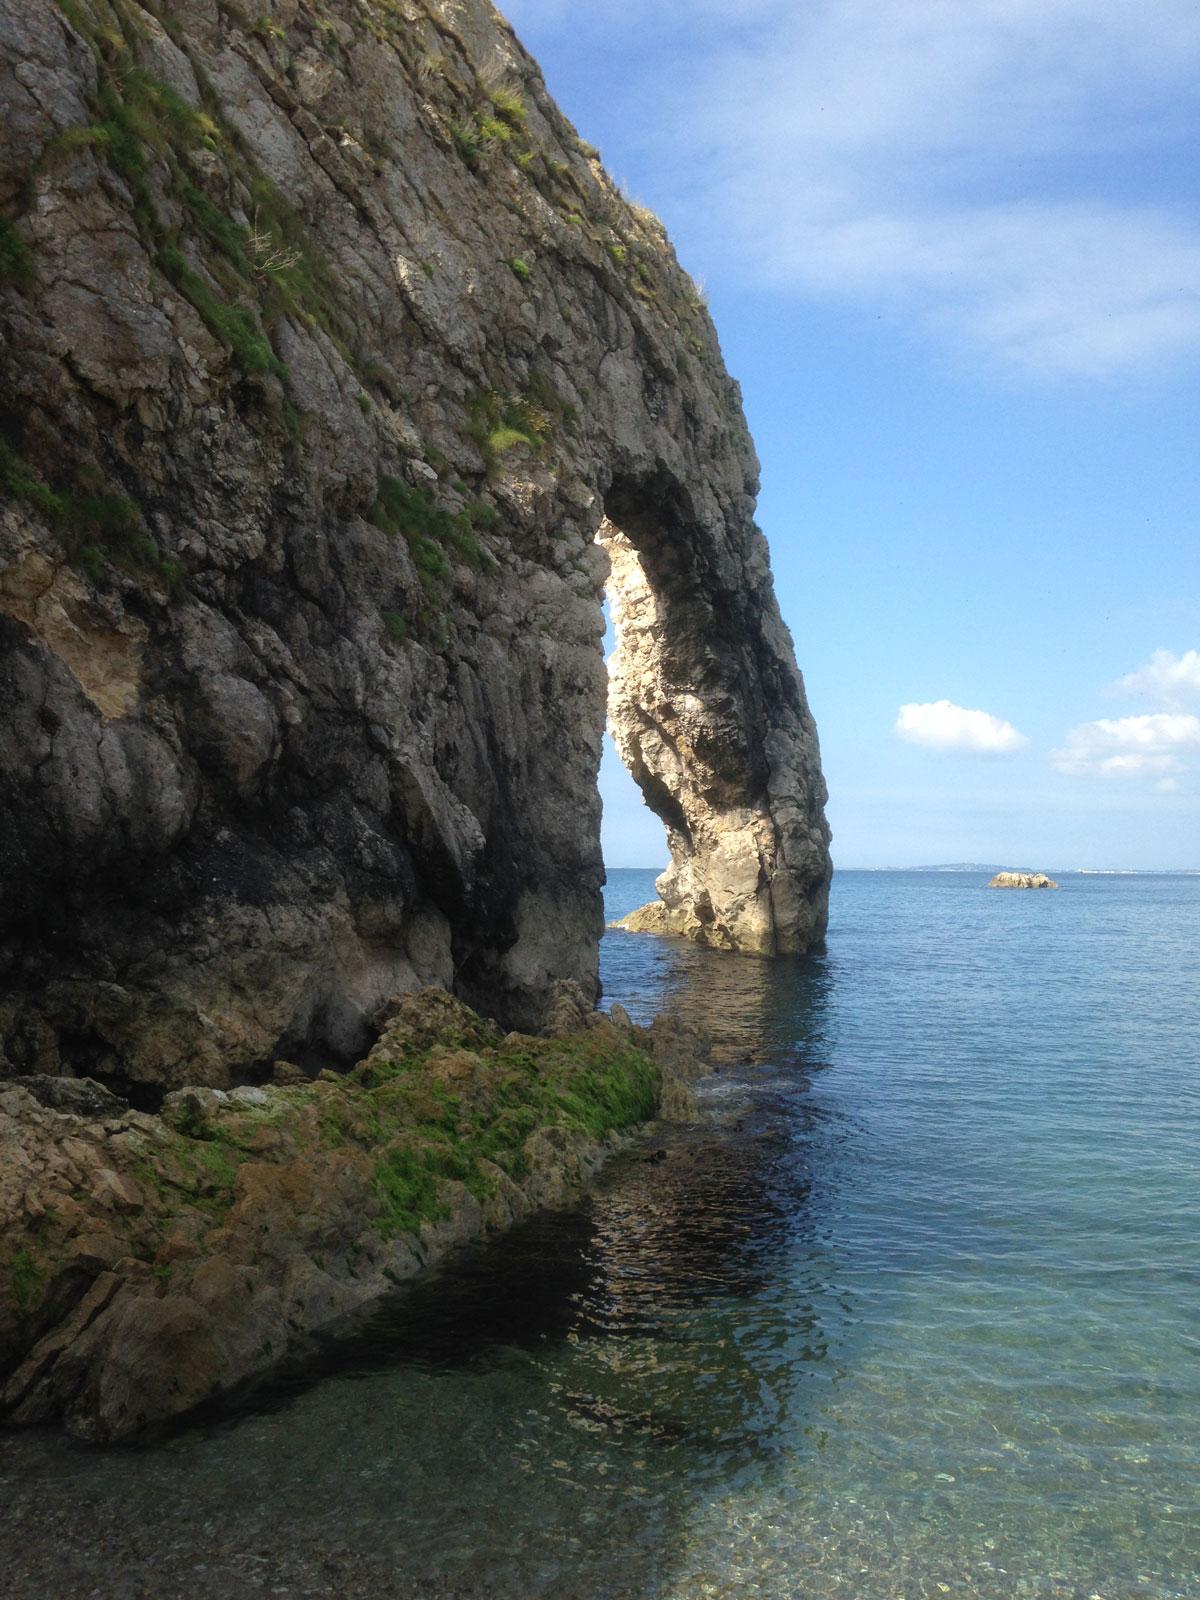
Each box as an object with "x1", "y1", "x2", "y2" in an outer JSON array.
[
  {"x1": 0, "y1": 989, "x2": 704, "y2": 1441},
  {"x1": 988, "y1": 872, "x2": 1059, "y2": 890}
]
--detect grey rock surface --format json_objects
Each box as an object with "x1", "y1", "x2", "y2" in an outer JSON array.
[
  {"x1": 0, "y1": 0, "x2": 830, "y2": 1090},
  {"x1": 3, "y1": 1075, "x2": 128, "y2": 1118}
]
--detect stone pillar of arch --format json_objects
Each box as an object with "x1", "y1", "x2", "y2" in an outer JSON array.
[{"x1": 597, "y1": 476, "x2": 831, "y2": 958}]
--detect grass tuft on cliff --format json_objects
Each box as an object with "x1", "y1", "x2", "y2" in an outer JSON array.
[
  {"x1": 0, "y1": 434, "x2": 183, "y2": 590},
  {"x1": 8, "y1": 1249, "x2": 43, "y2": 1317},
  {"x1": 464, "y1": 388, "x2": 562, "y2": 472},
  {"x1": 49, "y1": 11, "x2": 354, "y2": 386},
  {"x1": 368, "y1": 476, "x2": 493, "y2": 583},
  {"x1": 0, "y1": 217, "x2": 31, "y2": 286},
  {"x1": 488, "y1": 87, "x2": 527, "y2": 129}
]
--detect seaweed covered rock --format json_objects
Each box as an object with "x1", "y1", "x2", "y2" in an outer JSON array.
[{"x1": 0, "y1": 988, "x2": 699, "y2": 1440}]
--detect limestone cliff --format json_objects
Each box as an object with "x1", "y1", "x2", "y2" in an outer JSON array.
[{"x1": 0, "y1": 0, "x2": 831, "y2": 1093}]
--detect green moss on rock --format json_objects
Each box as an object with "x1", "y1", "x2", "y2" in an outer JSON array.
[
  {"x1": 0, "y1": 217, "x2": 31, "y2": 286},
  {"x1": 7, "y1": 1248, "x2": 43, "y2": 1316},
  {"x1": 355, "y1": 1023, "x2": 660, "y2": 1236},
  {"x1": 0, "y1": 992, "x2": 690, "y2": 1438}
]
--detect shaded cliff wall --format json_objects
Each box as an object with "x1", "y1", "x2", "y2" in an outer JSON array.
[{"x1": 0, "y1": 0, "x2": 830, "y2": 1091}]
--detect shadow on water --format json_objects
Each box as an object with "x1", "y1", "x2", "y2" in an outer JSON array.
[{"x1": 0, "y1": 927, "x2": 855, "y2": 1600}]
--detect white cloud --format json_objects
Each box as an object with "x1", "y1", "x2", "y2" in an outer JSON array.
[
  {"x1": 1157, "y1": 777, "x2": 1182, "y2": 794},
  {"x1": 1051, "y1": 712, "x2": 1200, "y2": 777},
  {"x1": 694, "y1": 1, "x2": 1200, "y2": 376},
  {"x1": 1112, "y1": 649, "x2": 1200, "y2": 707},
  {"x1": 896, "y1": 699, "x2": 1027, "y2": 753},
  {"x1": 510, "y1": 0, "x2": 1200, "y2": 376}
]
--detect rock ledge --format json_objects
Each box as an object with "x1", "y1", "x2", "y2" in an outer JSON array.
[{"x1": 0, "y1": 987, "x2": 706, "y2": 1441}]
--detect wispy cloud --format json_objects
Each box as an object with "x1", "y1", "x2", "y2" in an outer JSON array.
[
  {"x1": 510, "y1": 0, "x2": 1200, "y2": 376},
  {"x1": 695, "y1": 0, "x2": 1200, "y2": 376},
  {"x1": 1051, "y1": 712, "x2": 1200, "y2": 777},
  {"x1": 897, "y1": 700, "x2": 1027, "y2": 753},
  {"x1": 1112, "y1": 648, "x2": 1200, "y2": 707}
]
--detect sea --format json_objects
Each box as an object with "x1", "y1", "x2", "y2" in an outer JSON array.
[{"x1": 1, "y1": 867, "x2": 1197, "y2": 1600}]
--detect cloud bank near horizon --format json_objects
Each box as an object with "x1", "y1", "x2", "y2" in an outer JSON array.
[{"x1": 1052, "y1": 711, "x2": 1200, "y2": 781}]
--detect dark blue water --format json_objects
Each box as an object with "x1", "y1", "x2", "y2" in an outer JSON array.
[{"x1": 2, "y1": 869, "x2": 1197, "y2": 1599}]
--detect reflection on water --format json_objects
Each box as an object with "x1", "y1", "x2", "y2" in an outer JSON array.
[
  {"x1": 602, "y1": 870, "x2": 835, "y2": 1069},
  {"x1": 1, "y1": 870, "x2": 1198, "y2": 1600}
]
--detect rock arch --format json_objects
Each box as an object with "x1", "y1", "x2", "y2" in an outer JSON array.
[
  {"x1": 597, "y1": 471, "x2": 831, "y2": 956},
  {"x1": 0, "y1": 0, "x2": 831, "y2": 1092}
]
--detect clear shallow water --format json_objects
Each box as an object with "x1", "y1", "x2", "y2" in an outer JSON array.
[{"x1": 2, "y1": 869, "x2": 1198, "y2": 1599}]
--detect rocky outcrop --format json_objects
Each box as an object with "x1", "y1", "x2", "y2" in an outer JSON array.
[
  {"x1": 0, "y1": 987, "x2": 708, "y2": 1440},
  {"x1": 988, "y1": 872, "x2": 1059, "y2": 890},
  {"x1": 602, "y1": 519, "x2": 829, "y2": 955},
  {"x1": 0, "y1": 0, "x2": 829, "y2": 1093}
]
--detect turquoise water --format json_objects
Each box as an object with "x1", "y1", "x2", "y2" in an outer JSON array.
[{"x1": 2, "y1": 869, "x2": 1198, "y2": 1598}]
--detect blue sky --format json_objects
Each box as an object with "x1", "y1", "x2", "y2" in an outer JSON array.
[{"x1": 505, "y1": 0, "x2": 1200, "y2": 870}]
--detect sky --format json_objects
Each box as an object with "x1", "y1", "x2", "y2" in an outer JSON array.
[{"x1": 504, "y1": 0, "x2": 1200, "y2": 870}]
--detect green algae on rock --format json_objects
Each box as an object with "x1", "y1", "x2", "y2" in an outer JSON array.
[{"x1": 0, "y1": 988, "x2": 702, "y2": 1441}]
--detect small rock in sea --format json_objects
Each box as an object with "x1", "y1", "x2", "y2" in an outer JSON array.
[{"x1": 988, "y1": 871, "x2": 1059, "y2": 889}]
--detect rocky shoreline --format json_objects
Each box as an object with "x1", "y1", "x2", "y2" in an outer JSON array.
[{"x1": 0, "y1": 984, "x2": 707, "y2": 1442}]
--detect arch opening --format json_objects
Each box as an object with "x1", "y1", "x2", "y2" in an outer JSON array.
[
  {"x1": 598, "y1": 595, "x2": 671, "y2": 874},
  {"x1": 594, "y1": 479, "x2": 831, "y2": 959}
]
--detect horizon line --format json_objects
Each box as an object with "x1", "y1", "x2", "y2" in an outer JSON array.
[{"x1": 604, "y1": 863, "x2": 1200, "y2": 875}]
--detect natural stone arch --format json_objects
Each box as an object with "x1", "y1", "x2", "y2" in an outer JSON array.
[
  {"x1": 0, "y1": 0, "x2": 832, "y2": 1093},
  {"x1": 597, "y1": 471, "x2": 831, "y2": 957}
]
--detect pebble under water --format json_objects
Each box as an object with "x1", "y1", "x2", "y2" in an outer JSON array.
[{"x1": 2, "y1": 868, "x2": 1198, "y2": 1600}]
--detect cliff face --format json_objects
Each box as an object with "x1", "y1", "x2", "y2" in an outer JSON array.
[{"x1": 0, "y1": 0, "x2": 831, "y2": 1093}]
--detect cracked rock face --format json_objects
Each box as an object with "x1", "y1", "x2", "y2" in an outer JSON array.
[{"x1": 0, "y1": 0, "x2": 830, "y2": 1090}]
